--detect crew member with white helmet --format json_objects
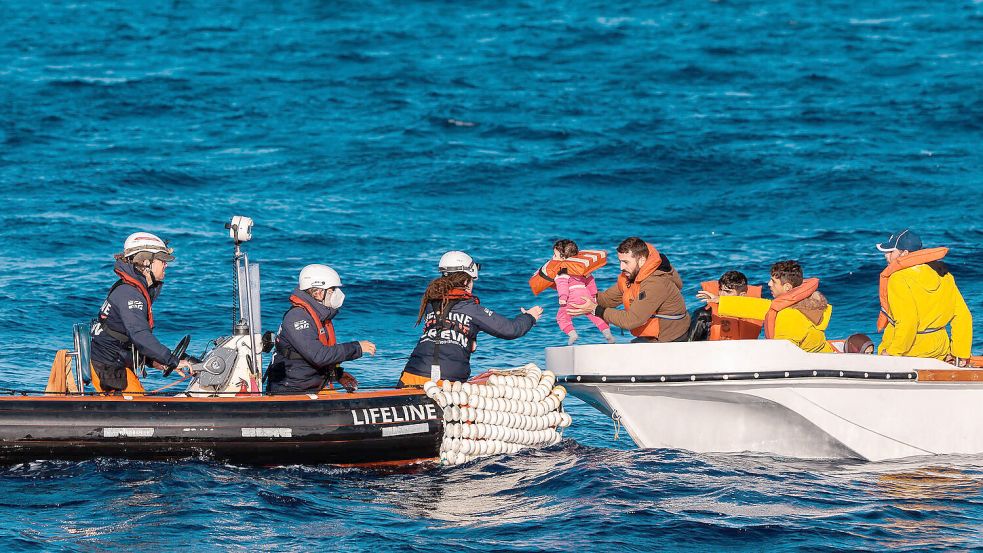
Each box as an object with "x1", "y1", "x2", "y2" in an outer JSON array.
[
  {"x1": 266, "y1": 264, "x2": 376, "y2": 394},
  {"x1": 90, "y1": 232, "x2": 192, "y2": 393},
  {"x1": 398, "y1": 251, "x2": 543, "y2": 387}
]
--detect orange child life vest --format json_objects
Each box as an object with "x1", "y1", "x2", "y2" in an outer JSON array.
[
  {"x1": 876, "y1": 248, "x2": 949, "y2": 332},
  {"x1": 700, "y1": 281, "x2": 764, "y2": 340},
  {"x1": 764, "y1": 278, "x2": 819, "y2": 339},
  {"x1": 529, "y1": 250, "x2": 607, "y2": 295},
  {"x1": 289, "y1": 294, "x2": 337, "y2": 346}
]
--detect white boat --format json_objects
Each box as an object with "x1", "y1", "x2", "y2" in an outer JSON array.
[{"x1": 547, "y1": 340, "x2": 983, "y2": 461}]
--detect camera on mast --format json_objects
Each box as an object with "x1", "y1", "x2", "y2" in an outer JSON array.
[{"x1": 226, "y1": 215, "x2": 253, "y2": 244}]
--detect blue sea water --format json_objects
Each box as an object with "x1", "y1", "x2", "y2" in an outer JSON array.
[{"x1": 2, "y1": 0, "x2": 983, "y2": 550}]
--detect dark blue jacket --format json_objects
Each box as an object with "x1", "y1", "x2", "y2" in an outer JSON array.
[
  {"x1": 404, "y1": 298, "x2": 536, "y2": 382},
  {"x1": 267, "y1": 288, "x2": 363, "y2": 393},
  {"x1": 90, "y1": 261, "x2": 178, "y2": 388}
]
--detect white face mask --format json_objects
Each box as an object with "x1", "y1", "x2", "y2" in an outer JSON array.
[{"x1": 325, "y1": 288, "x2": 345, "y2": 309}]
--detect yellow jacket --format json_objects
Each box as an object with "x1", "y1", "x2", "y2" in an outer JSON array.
[
  {"x1": 879, "y1": 264, "x2": 972, "y2": 359},
  {"x1": 719, "y1": 296, "x2": 834, "y2": 353}
]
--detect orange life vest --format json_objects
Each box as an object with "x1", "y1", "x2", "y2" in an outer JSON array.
[
  {"x1": 763, "y1": 278, "x2": 819, "y2": 339},
  {"x1": 700, "y1": 281, "x2": 764, "y2": 340},
  {"x1": 876, "y1": 247, "x2": 949, "y2": 332},
  {"x1": 529, "y1": 250, "x2": 607, "y2": 295},
  {"x1": 619, "y1": 243, "x2": 682, "y2": 338},
  {"x1": 289, "y1": 294, "x2": 337, "y2": 346}
]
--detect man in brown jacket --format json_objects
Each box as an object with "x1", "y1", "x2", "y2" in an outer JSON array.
[{"x1": 568, "y1": 237, "x2": 690, "y2": 342}]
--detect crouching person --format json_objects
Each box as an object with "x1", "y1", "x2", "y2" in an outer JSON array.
[{"x1": 267, "y1": 264, "x2": 376, "y2": 394}]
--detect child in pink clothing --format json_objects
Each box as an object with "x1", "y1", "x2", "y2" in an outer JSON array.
[{"x1": 553, "y1": 240, "x2": 616, "y2": 345}]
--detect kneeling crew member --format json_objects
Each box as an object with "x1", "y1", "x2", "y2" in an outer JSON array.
[
  {"x1": 568, "y1": 237, "x2": 690, "y2": 343},
  {"x1": 90, "y1": 232, "x2": 192, "y2": 393},
  {"x1": 700, "y1": 260, "x2": 833, "y2": 353},
  {"x1": 267, "y1": 264, "x2": 375, "y2": 394},
  {"x1": 399, "y1": 251, "x2": 543, "y2": 386},
  {"x1": 876, "y1": 229, "x2": 972, "y2": 364}
]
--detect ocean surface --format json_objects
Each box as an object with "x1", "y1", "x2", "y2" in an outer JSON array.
[{"x1": 2, "y1": 0, "x2": 983, "y2": 550}]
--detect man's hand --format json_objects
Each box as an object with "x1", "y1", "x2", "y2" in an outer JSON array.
[
  {"x1": 946, "y1": 355, "x2": 970, "y2": 368},
  {"x1": 359, "y1": 341, "x2": 377, "y2": 355},
  {"x1": 696, "y1": 291, "x2": 719, "y2": 304},
  {"x1": 520, "y1": 306, "x2": 544, "y2": 321},
  {"x1": 339, "y1": 371, "x2": 359, "y2": 392},
  {"x1": 566, "y1": 298, "x2": 597, "y2": 316},
  {"x1": 154, "y1": 359, "x2": 190, "y2": 378}
]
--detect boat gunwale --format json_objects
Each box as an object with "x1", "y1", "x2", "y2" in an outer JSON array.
[{"x1": 0, "y1": 388, "x2": 428, "y2": 403}]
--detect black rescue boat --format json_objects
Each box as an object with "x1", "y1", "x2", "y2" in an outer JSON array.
[
  {"x1": 0, "y1": 390, "x2": 442, "y2": 466},
  {"x1": 2, "y1": 216, "x2": 445, "y2": 467}
]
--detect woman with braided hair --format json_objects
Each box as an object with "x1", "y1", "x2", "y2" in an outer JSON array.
[{"x1": 398, "y1": 251, "x2": 543, "y2": 387}]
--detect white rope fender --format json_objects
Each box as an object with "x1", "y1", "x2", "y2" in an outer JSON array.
[{"x1": 423, "y1": 363, "x2": 571, "y2": 466}]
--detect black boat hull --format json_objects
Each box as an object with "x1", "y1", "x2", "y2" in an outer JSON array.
[{"x1": 0, "y1": 390, "x2": 443, "y2": 466}]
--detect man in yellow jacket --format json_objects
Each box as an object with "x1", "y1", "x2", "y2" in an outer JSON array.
[
  {"x1": 697, "y1": 261, "x2": 834, "y2": 353},
  {"x1": 876, "y1": 229, "x2": 972, "y2": 364}
]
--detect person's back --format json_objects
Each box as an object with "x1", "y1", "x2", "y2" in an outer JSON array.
[
  {"x1": 400, "y1": 253, "x2": 542, "y2": 386},
  {"x1": 876, "y1": 229, "x2": 972, "y2": 362},
  {"x1": 880, "y1": 262, "x2": 971, "y2": 359}
]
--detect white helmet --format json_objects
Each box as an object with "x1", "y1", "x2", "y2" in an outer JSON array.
[
  {"x1": 438, "y1": 250, "x2": 479, "y2": 279},
  {"x1": 122, "y1": 232, "x2": 174, "y2": 261},
  {"x1": 299, "y1": 264, "x2": 342, "y2": 290}
]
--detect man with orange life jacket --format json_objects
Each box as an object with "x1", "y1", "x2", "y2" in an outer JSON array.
[
  {"x1": 700, "y1": 261, "x2": 834, "y2": 353},
  {"x1": 89, "y1": 233, "x2": 192, "y2": 393},
  {"x1": 875, "y1": 230, "x2": 972, "y2": 364},
  {"x1": 568, "y1": 237, "x2": 690, "y2": 343},
  {"x1": 694, "y1": 271, "x2": 765, "y2": 340},
  {"x1": 266, "y1": 264, "x2": 376, "y2": 394}
]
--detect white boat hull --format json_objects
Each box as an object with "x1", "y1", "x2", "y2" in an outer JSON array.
[{"x1": 548, "y1": 340, "x2": 983, "y2": 461}]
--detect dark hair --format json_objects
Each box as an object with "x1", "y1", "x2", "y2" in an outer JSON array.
[
  {"x1": 114, "y1": 251, "x2": 154, "y2": 266},
  {"x1": 416, "y1": 272, "x2": 472, "y2": 325},
  {"x1": 616, "y1": 237, "x2": 649, "y2": 258},
  {"x1": 553, "y1": 239, "x2": 578, "y2": 258},
  {"x1": 718, "y1": 271, "x2": 748, "y2": 293},
  {"x1": 770, "y1": 260, "x2": 803, "y2": 287}
]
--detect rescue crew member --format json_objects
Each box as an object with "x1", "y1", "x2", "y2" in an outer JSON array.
[
  {"x1": 699, "y1": 260, "x2": 834, "y2": 353},
  {"x1": 694, "y1": 271, "x2": 765, "y2": 340},
  {"x1": 875, "y1": 229, "x2": 972, "y2": 364},
  {"x1": 399, "y1": 251, "x2": 543, "y2": 386},
  {"x1": 90, "y1": 232, "x2": 192, "y2": 393},
  {"x1": 266, "y1": 264, "x2": 376, "y2": 394},
  {"x1": 568, "y1": 237, "x2": 690, "y2": 343}
]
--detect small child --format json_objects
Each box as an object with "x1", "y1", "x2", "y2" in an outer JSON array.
[{"x1": 552, "y1": 239, "x2": 616, "y2": 345}]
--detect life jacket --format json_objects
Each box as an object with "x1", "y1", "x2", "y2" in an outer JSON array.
[
  {"x1": 763, "y1": 278, "x2": 819, "y2": 339},
  {"x1": 700, "y1": 281, "x2": 764, "y2": 340},
  {"x1": 428, "y1": 288, "x2": 480, "y2": 381},
  {"x1": 97, "y1": 266, "x2": 156, "y2": 346},
  {"x1": 288, "y1": 294, "x2": 337, "y2": 347},
  {"x1": 529, "y1": 250, "x2": 607, "y2": 295},
  {"x1": 618, "y1": 243, "x2": 685, "y2": 338},
  {"x1": 876, "y1": 248, "x2": 949, "y2": 332}
]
